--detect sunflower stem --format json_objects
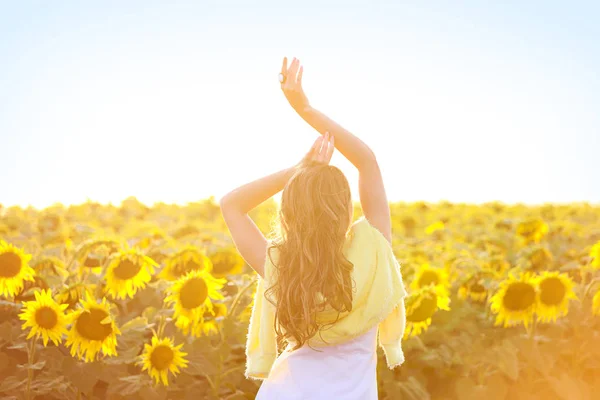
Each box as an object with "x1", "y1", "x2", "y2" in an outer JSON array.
[
  {"x1": 220, "y1": 364, "x2": 245, "y2": 378},
  {"x1": 65, "y1": 243, "x2": 91, "y2": 280},
  {"x1": 528, "y1": 318, "x2": 537, "y2": 345},
  {"x1": 25, "y1": 337, "x2": 37, "y2": 400},
  {"x1": 583, "y1": 277, "x2": 600, "y2": 301},
  {"x1": 228, "y1": 278, "x2": 257, "y2": 319},
  {"x1": 157, "y1": 314, "x2": 166, "y2": 338}
]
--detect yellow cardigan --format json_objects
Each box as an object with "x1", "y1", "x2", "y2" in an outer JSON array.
[{"x1": 245, "y1": 217, "x2": 408, "y2": 380}]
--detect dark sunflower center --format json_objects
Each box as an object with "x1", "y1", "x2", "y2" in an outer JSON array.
[
  {"x1": 418, "y1": 270, "x2": 439, "y2": 287},
  {"x1": 402, "y1": 218, "x2": 416, "y2": 230},
  {"x1": 520, "y1": 227, "x2": 535, "y2": 237},
  {"x1": 539, "y1": 277, "x2": 566, "y2": 306},
  {"x1": 180, "y1": 277, "x2": 208, "y2": 309},
  {"x1": 150, "y1": 345, "x2": 174, "y2": 370},
  {"x1": 531, "y1": 250, "x2": 550, "y2": 269},
  {"x1": 35, "y1": 306, "x2": 58, "y2": 329},
  {"x1": 113, "y1": 259, "x2": 142, "y2": 280},
  {"x1": 59, "y1": 286, "x2": 84, "y2": 309},
  {"x1": 502, "y1": 282, "x2": 536, "y2": 311},
  {"x1": 211, "y1": 254, "x2": 234, "y2": 275},
  {"x1": 470, "y1": 283, "x2": 486, "y2": 293},
  {"x1": 407, "y1": 294, "x2": 438, "y2": 323},
  {"x1": 173, "y1": 257, "x2": 202, "y2": 278},
  {"x1": 183, "y1": 259, "x2": 202, "y2": 273},
  {"x1": 0, "y1": 252, "x2": 22, "y2": 278},
  {"x1": 149, "y1": 251, "x2": 167, "y2": 264},
  {"x1": 489, "y1": 259, "x2": 507, "y2": 272},
  {"x1": 75, "y1": 308, "x2": 113, "y2": 341},
  {"x1": 84, "y1": 256, "x2": 101, "y2": 268}
]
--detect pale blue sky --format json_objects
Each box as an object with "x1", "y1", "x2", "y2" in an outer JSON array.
[{"x1": 1, "y1": 1, "x2": 599, "y2": 208}]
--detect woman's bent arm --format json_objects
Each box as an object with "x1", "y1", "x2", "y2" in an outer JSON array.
[
  {"x1": 297, "y1": 106, "x2": 376, "y2": 171},
  {"x1": 299, "y1": 107, "x2": 392, "y2": 244},
  {"x1": 220, "y1": 167, "x2": 295, "y2": 278},
  {"x1": 280, "y1": 57, "x2": 392, "y2": 243}
]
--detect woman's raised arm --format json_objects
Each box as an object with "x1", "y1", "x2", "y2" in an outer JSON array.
[
  {"x1": 219, "y1": 134, "x2": 336, "y2": 277},
  {"x1": 279, "y1": 57, "x2": 392, "y2": 243}
]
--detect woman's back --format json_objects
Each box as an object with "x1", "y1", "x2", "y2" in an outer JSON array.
[{"x1": 256, "y1": 325, "x2": 379, "y2": 400}]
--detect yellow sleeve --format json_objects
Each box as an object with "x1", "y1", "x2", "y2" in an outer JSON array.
[
  {"x1": 379, "y1": 300, "x2": 407, "y2": 368},
  {"x1": 244, "y1": 272, "x2": 278, "y2": 380},
  {"x1": 355, "y1": 218, "x2": 408, "y2": 368}
]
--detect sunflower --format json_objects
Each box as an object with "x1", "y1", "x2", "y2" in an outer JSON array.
[
  {"x1": 194, "y1": 302, "x2": 228, "y2": 336},
  {"x1": 404, "y1": 286, "x2": 450, "y2": 339},
  {"x1": 31, "y1": 256, "x2": 69, "y2": 288},
  {"x1": 408, "y1": 248, "x2": 429, "y2": 265},
  {"x1": 516, "y1": 217, "x2": 548, "y2": 244},
  {"x1": 65, "y1": 295, "x2": 121, "y2": 362},
  {"x1": 104, "y1": 249, "x2": 157, "y2": 299},
  {"x1": 56, "y1": 283, "x2": 96, "y2": 310},
  {"x1": 522, "y1": 246, "x2": 553, "y2": 271},
  {"x1": 209, "y1": 247, "x2": 245, "y2": 278},
  {"x1": 485, "y1": 255, "x2": 510, "y2": 276},
  {"x1": 238, "y1": 298, "x2": 254, "y2": 322},
  {"x1": 32, "y1": 256, "x2": 68, "y2": 278},
  {"x1": 19, "y1": 289, "x2": 69, "y2": 346},
  {"x1": 458, "y1": 275, "x2": 488, "y2": 303},
  {"x1": 489, "y1": 272, "x2": 538, "y2": 328},
  {"x1": 14, "y1": 274, "x2": 50, "y2": 303},
  {"x1": 495, "y1": 219, "x2": 513, "y2": 231},
  {"x1": 400, "y1": 216, "x2": 417, "y2": 235},
  {"x1": 139, "y1": 336, "x2": 188, "y2": 386},
  {"x1": 159, "y1": 247, "x2": 212, "y2": 281},
  {"x1": 593, "y1": 290, "x2": 600, "y2": 316},
  {"x1": 590, "y1": 241, "x2": 600, "y2": 269},
  {"x1": 0, "y1": 240, "x2": 35, "y2": 298},
  {"x1": 164, "y1": 269, "x2": 225, "y2": 336},
  {"x1": 534, "y1": 272, "x2": 578, "y2": 323},
  {"x1": 425, "y1": 221, "x2": 445, "y2": 235},
  {"x1": 77, "y1": 239, "x2": 121, "y2": 274},
  {"x1": 410, "y1": 264, "x2": 449, "y2": 293},
  {"x1": 37, "y1": 210, "x2": 64, "y2": 233}
]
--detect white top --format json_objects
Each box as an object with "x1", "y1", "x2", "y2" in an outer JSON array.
[{"x1": 255, "y1": 326, "x2": 379, "y2": 400}]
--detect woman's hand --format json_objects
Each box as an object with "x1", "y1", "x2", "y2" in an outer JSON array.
[
  {"x1": 298, "y1": 132, "x2": 335, "y2": 167},
  {"x1": 280, "y1": 57, "x2": 310, "y2": 113}
]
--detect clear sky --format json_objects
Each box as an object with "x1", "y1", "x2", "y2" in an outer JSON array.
[{"x1": 1, "y1": 0, "x2": 599, "y2": 208}]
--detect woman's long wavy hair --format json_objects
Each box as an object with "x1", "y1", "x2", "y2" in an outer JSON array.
[{"x1": 265, "y1": 162, "x2": 354, "y2": 351}]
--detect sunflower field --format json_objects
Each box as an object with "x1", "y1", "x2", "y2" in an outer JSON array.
[{"x1": 1, "y1": 198, "x2": 599, "y2": 400}]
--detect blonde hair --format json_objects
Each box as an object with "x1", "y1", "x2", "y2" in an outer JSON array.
[{"x1": 265, "y1": 162, "x2": 354, "y2": 351}]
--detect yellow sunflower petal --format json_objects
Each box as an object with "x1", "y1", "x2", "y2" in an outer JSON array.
[
  {"x1": 164, "y1": 269, "x2": 226, "y2": 337},
  {"x1": 0, "y1": 241, "x2": 35, "y2": 298},
  {"x1": 404, "y1": 285, "x2": 450, "y2": 339},
  {"x1": 104, "y1": 249, "x2": 157, "y2": 300},
  {"x1": 489, "y1": 272, "x2": 538, "y2": 328},
  {"x1": 534, "y1": 271, "x2": 578, "y2": 323},
  {"x1": 138, "y1": 336, "x2": 188, "y2": 386},
  {"x1": 18, "y1": 289, "x2": 68, "y2": 347},
  {"x1": 64, "y1": 294, "x2": 121, "y2": 362}
]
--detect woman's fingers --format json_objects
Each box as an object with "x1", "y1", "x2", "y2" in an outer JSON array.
[
  {"x1": 280, "y1": 57, "x2": 304, "y2": 88},
  {"x1": 302, "y1": 132, "x2": 334, "y2": 165},
  {"x1": 324, "y1": 132, "x2": 335, "y2": 163},
  {"x1": 316, "y1": 132, "x2": 329, "y2": 163},
  {"x1": 309, "y1": 136, "x2": 323, "y2": 161},
  {"x1": 287, "y1": 58, "x2": 300, "y2": 84}
]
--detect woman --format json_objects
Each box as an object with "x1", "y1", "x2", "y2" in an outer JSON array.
[{"x1": 220, "y1": 57, "x2": 407, "y2": 400}]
